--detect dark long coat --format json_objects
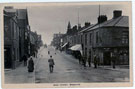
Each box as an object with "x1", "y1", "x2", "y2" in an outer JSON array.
[{"x1": 28, "y1": 58, "x2": 34, "y2": 72}]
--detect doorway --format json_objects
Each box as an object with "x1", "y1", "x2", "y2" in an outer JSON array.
[
  {"x1": 103, "y1": 52, "x2": 111, "y2": 65},
  {"x1": 4, "y1": 48, "x2": 12, "y2": 68}
]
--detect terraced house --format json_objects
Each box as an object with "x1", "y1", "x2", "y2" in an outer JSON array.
[
  {"x1": 81, "y1": 10, "x2": 129, "y2": 65},
  {"x1": 4, "y1": 7, "x2": 20, "y2": 69},
  {"x1": 4, "y1": 7, "x2": 43, "y2": 69},
  {"x1": 57, "y1": 10, "x2": 129, "y2": 66}
]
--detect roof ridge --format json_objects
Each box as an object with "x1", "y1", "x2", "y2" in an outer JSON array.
[
  {"x1": 102, "y1": 18, "x2": 114, "y2": 26},
  {"x1": 79, "y1": 24, "x2": 96, "y2": 33}
]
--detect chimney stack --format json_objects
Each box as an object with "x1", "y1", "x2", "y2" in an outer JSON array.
[
  {"x1": 85, "y1": 22, "x2": 91, "y2": 27},
  {"x1": 113, "y1": 10, "x2": 122, "y2": 19},
  {"x1": 4, "y1": 6, "x2": 14, "y2": 9},
  {"x1": 98, "y1": 15, "x2": 107, "y2": 24}
]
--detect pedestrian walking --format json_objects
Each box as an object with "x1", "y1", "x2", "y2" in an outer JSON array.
[
  {"x1": 48, "y1": 51, "x2": 50, "y2": 54},
  {"x1": 27, "y1": 56, "x2": 34, "y2": 72},
  {"x1": 94, "y1": 55, "x2": 97, "y2": 68},
  {"x1": 78, "y1": 54, "x2": 82, "y2": 64},
  {"x1": 82, "y1": 56, "x2": 86, "y2": 67},
  {"x1": 48, "y1": 56, "x2": 55, "y2": 73},
  {"x1": 22, "y1": 54, "x2": 27, "y2": 66}
]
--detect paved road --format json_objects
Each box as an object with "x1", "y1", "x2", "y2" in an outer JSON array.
[{"x1": 35, "y1": 46, "x2": 129, "y2": 83}]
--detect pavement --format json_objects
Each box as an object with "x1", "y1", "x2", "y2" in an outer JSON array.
[
  {"x1": 4, "y1": 47, "x2": 43, "y2": 84},
  {"x1": 4, "y1": 63, "x2": 35, "y2": 84},
  {"x1": 4, "y1": 46, "x2": 129, "y2": 83}
]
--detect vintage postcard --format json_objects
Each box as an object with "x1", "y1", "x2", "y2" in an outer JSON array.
[{"x1": 0, "y1": 1, "x2": 133, "y2": 88}]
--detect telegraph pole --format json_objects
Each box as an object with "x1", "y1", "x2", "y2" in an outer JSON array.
[
  {"x1": 77, "y1": 7, "x2": 80, "y2": 30},
  {"x1": 99, "y1": 4, "x2": 100, "y2": 27}
]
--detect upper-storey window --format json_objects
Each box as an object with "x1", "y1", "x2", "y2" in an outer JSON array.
[
  {"x1": 89, "y1": 33, "x2": 92, "y2": 45},
  {"x1": 96, "y1": 31, "x2": 99, "y2": 44},
  {"x1": 85, "y1": 34, "x2": 87, "y2": 45},
  {"x1": 122, "y1": 31, "x2": 129, "y2": 44}
]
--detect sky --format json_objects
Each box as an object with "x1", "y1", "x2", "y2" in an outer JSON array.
[{"x1": 26, "y1": 3, "x2": 131, "y2": 45}]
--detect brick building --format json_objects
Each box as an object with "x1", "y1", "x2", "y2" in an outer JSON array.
[
  {"x1": 4, "y1": 7, "x2": 20, "y2": 69},
  {"x1": 51, "y1": 33, "x2": 64, "y2": 50},
  {"x1": 56, "y1": 10, "x2": 129, "y2": 66},
  {"x1": 17, "y1": 9, "x2": 30, "y2": 60},
  {"x1": 82, "y1": 10, "x2": 129, "y2": 65},
  {"x1": 30, "y1": 31, "x2": 43, "y2": 57},
  {"x1": 4, "y1": 7, "x2": 43, "y2": 69}
]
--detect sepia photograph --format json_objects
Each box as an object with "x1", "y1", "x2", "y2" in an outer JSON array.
[{"x1": 1, "y1": 1, "x2": 133, "y2": 88}]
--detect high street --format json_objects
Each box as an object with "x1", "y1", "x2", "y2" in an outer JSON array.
[
  {"x1": 35, "y1": 46, "x2": 129, "y2": 83},
  {"x1": 4, "y1": 46, "x2": 129, "y2": 83}
]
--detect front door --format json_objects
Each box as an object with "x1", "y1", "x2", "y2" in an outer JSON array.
[
  {"x1": 103, "y1": 52, "x2": 111, "y2": 65},
  {"x1": 4, "y1": 48, "x2": 12, "y2": 68}
]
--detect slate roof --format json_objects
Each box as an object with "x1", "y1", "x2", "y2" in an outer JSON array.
[
  {"x1": 4, "y1": 8, "x2": 17, "y2": 17},
  {"x1": 4, "y1": 8, "x2": 16, "y2": 13},
  {"x1": 103, "y1": 16, "x2": 128, "y2": 27},
  {"x1": 86, "y1": 16, "x2": 129, "y2": 32},
  {"x1": 78, "y1": 16, "x2": 129, "y2": 33},
  {"x1": 4, "y1": 8, "x2": 27, "y2": 19},
  {"x1": 79, "y1": 24, "x2": 96, "y2": 33},
  {"x1": 17, "y1": 9, "x2": 27, "y2": 19}
]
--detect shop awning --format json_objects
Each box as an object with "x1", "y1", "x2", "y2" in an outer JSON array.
[
  {"x1": 61, "y1": 42, "x2": 68, "y2": 48},
  {"x1": 69, "y1": 44, "x2": 82, "y2": 54}
]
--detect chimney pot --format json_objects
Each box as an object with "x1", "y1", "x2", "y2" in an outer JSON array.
[
  {"x1": 113, "y1": 10, "x2": 122, "y2": 18},
  {"x1": 4, "y1": 6, "x2": 14, "y2": 9},
  {"x1": 85, "y1": 22, "x2": 91, "y2": 27},
  {"x1": 98, "y1": 15, "x2": 107, "y2": 24}
]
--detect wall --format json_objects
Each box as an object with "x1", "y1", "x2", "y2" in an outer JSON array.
[{"x1": 81, "y1": 26, "x2": 129, "y2": 65}]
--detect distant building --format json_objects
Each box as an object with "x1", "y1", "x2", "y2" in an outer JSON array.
[
  {"x1": 37, "y1": 35, "x2": 43, "y2": 48},
  {"x1": 51, "y1": 33, "x2": 64, "y2": 50},
  {"x1": 61, "y1": 22, "x2": 79, "y2": 47},
  {"x1": 30, "y1": 31, "x2": 37, "y2": 56},
  {"x1": 30, "y1": 31, "x2": 43, "y2": 56}
]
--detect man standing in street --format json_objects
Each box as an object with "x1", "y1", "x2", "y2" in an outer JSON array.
[
  {"x1": 111, "y1": 54, "x2": 116, "y2": 69},
  {"x1": 94, "y1": 55, "x2": 97, "y2": 68},
  {"x1": 88, "y1": 54, "x2": 91, "y2": 67},
  {"x1": 78, "y1": 52, "x2": 82, "y2": 64},
  {"x1": 82, "y1": 56, "x2": 86, "y2": 67},
  {"x1": 48, "y1": 51, "x2": 50, "y2": 55},
  {"x1": 48, "y1": 56, "x2": 55, "y2": 73}
]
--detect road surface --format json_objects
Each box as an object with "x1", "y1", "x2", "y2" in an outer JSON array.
[{"x1": 35, "y1": 46, "x2": 129, "y2": 83}]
